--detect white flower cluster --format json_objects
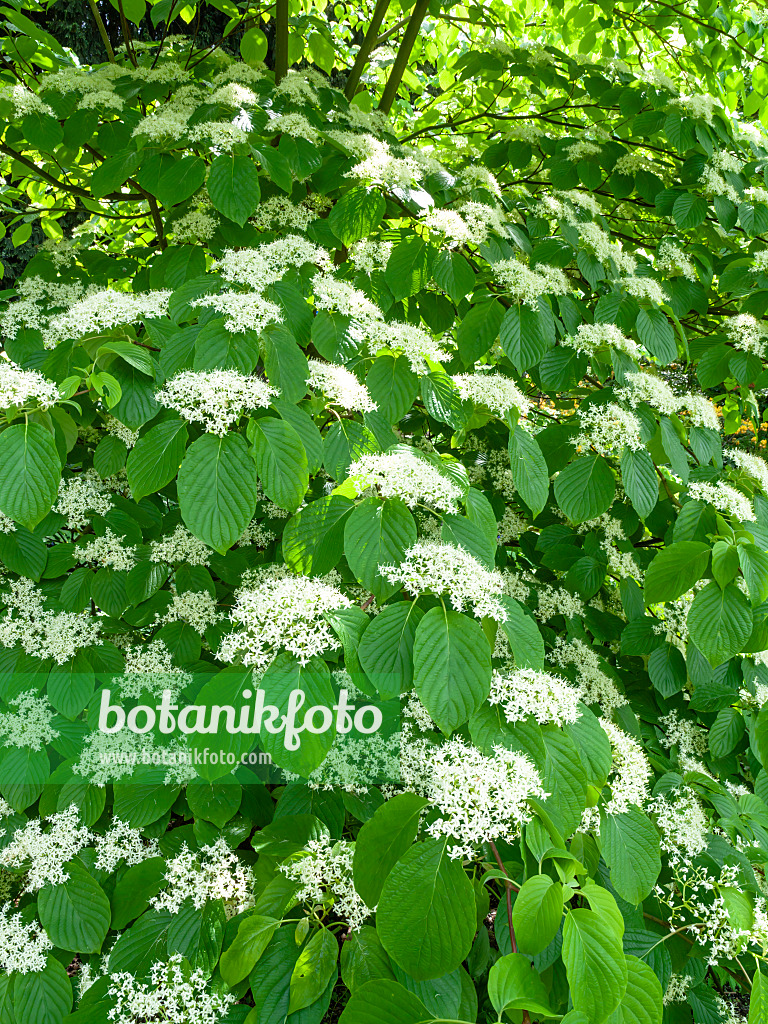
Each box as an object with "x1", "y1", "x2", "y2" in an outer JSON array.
[
  {"x1": 646, "y1": 787, "x2": 708, "y2": 861},
  {"x1": 214, "y1": 237, "x2": 331, "y2": 291},
  {"x1": 575, "y1": 402, "x2": 643, "y2": 456},
  {"x1": 0, "y1": 805, "x2": 92, "y2": 891},
  {"x1": 156, "y1": 370, "x2": 277, "y2": 435},
  {"x1": 77, "y1": 528, "x2": 137, "y2": 572},
  {"x1": 686, "y1": 481, "x2": 753, "y2": 521},
  {"x1": 217, "y1": 567, "x2": 351, "y2": 670},
  {"x1": 0, "y1": 904, "x2": 52, "y2": 974},
  {"x1": 55, "y1": 471, "x2": 114, "y2": 530},
  {"x1": 380, "y1": 541, "x2": 507, "y2": 621},
  {"x1": 306, "y1": 359, "x2": 377, "y2": 412},
  {"x1": 656, "y1": 240, "x2": 697, "y2": 282},
  {"x1": 118, "y1": 639, "x2": 192, "y2": 701},
  {"x1": 726, "y1": 312, "x2": 768, "y2": 358},
  {"x1": 618, "y1": 372, "x2": 719, "y2": 430},
  {"x1": 565, "y1": 322, "x2": 640, "y2": 358},
  {"x1": 157, "y1": 589, "x2": 221, "y2": 635},
  {"x1": 280, "y1": 837, "x2": 372, "y2": 930},
  {"x1": 106, "y1": 953, "x2": 235, "y2": 1024},
  {"x1": 488, "y1": 668, "x2": 583, "y2": 727},
  {"x1": 364, "y1": 320, "x2": 450, "y2": 372},
  {"x1": 346, "y1": 450, "x2": 463, "y2": 512},
  {"x1": 451, "y1": 372, "x2": 530, "y2": 417},
  {"x1": 93, "y1": 819, "x2": 160, "y2": 873},
  {"x1": 0, "y1": 360, "x2": 59, "y2": 410},
  {"x1": 728, "y1": 448, "x2": 768, "y2": 493},
  {"x1": 149, "y1": 525, "x2": 212, "y2": 566},
  {"x1": 0, "y1": 578, "x2": 102, "y2": 664},
  {"x1": 0, "y1": 691, "x2": 58, "y2": 751},
  {"x1": 493, "y1": 260, "x2": 570, "y2": 306},
  {"x1": 550, "y1": 637, "x2": 626, "y2": 713},
  {"x1": 151, "y1": 839, "x2": 253, "y2": 918},
  {"x1": 43, "y1": 289, "x2": 171, "y2": 347},
  {"x1": 402, "y1": 736, "x2": 546, "y2": 859},
  {"x1": 191, "y1": 292, "x2": 283, "y2": 334},
  {"x1": 105, "y1": 416, "x2": 139, "y2": 448},
  {"x1": 599, "y1": 720, "x2": 652, "y2": 816}
]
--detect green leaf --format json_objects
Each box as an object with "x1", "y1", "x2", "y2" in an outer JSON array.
[
  {"x1": 250, "y1": 417, "x2": 308, "y2": 512},
  {"x1": 643, "y1": 541, "x2": 710, "y2": 604},
  {"x1": 94, "y1": 433, "x2": 127, "y2": 477},
  {"x1": 384, "y1": 237, "x2": 435, "y2": 301},
  {"x1": 329, "y1": 186, "x2": 385, "y2": 246},
  {"x1": 601, "y1": 806, "x2": 661, "y2": 904},
  {"x1": 636, "y1": 309, "x2": 676, "y2": 364},
  {"x1": 687, "y1": 581, "x2": 753, "y2": 666},
  {"x1": 14, "y1": 956, "x2": 72, "y2": 1024},
  {"x1": 488, "y1": 953, "x2": 557, "y2": 1017},
  {"x1": 260, "y1": 654, "x2": 336, "y2": 777},
  {"x1": 457, "y1": 299, "x2": 505, "y2": 365},
  {"x1": 126, "y1": 418, "x2": 188, "y2": 502},
  {"x1": 620, "y1": 447, "x2": 658, "y2": 519},
  {"x1": 261, "y1": 325, "x2": 310, "y2": 404},
  {"x1": 177, "y1": 432, "x2": 259, "y2": 554},
  {"x1": 193, "y1": 318, "x2": 260, "y2": 374},
  {"x1": 562, "y1": 909, "x2": 628, "y2": 1021},
  {"x1": 433, "y1": 251, "x2": 475, "y2": 303},
  {"x1": 38, "y1": 860, "x2": 111, "y2": 953},
  {"x1": 500, "y1": 302, "x2": 554, "y2": 371},
  {"x1": 358, "y1": 600, "x2": 423, "y2": 698},
  {"x1": 282, "y1": 495, "x2": 354, "y2": 575},
  {"x1": 208, "y1": 153, "x2": 261, "y2": 225},
  {"x1": 554, "y1": 455, "x2": 615, "y2": 524},
  {"x1": 155, "y1": 155, "x2": 206, "y2": 208},
  {"x1": 739, "y1": 544, "x2": 768, "y2": 603},
  {"x1": 353, "y1": 792, "x2": 429, "y2": 907},
  {"x1": 377, "y1": 840, "x2": 476, "y2": 980},
  {"x1": 340, "y1": 928, "x2": 395, "y2": 992},
  {"x1": 508, "y1": 426, "x2": 550, "y2": 518},
  {"x1": 0, "y1": 423, "x2": 61, "y2": 529},
  {"x1": 338, "y1": 979, "x2": 430, "y2": 1024},
  {"x1": 289, "y1": 928, "x2": 338, "y2": 1013},
  {"x1": 221, "y1": 915, "x2": 281, "y2": 986},
  {"x1": 512, "y1": 876, "x2": 563, "y2": 956},
  {"x1": 344, "y1": 498, "x2": 417, "y2": 603},
  {"x1": 606, "y1": 956, "x2": 663, "y2": 1024},
  {"x1": 672, "y1": 191, "x2": 707, "y2": 229},
  {"x1": 413, "y1": 606, "x2": 491, "y2": 735},
  {"x1": 749, "y1": 969, "x2": 768, "y2": 1024},
  {"x1": 366, "y1": 355, "x2": 417, "y2": 423},
  {"x1": 498, "y1": 597, "x2": 545, "y2": 670}
]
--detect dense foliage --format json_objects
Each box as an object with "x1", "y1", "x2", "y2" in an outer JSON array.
[{"x1": 2, "y1": 1, "x2": 768, "y2": 1022}]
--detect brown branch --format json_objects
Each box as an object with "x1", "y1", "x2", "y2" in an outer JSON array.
[
  {"x1": 345, "y1": 0, "x2": 392, "y2": 99},
  {"x1": 86, "y1": 0, "x2": 116, "y2": 63},
  {"x1": 274, "y1": 0, "x2": 289, "y2": 84},
  {"x1": 489, "y1": 842, "x2": 530, "y2": 1024},
  {"x1": 378, "y1": 0, "x2": 429, "y2": 114},
  {"x1": 0, "y1": 144, "x2": 141, "y2": 201}
]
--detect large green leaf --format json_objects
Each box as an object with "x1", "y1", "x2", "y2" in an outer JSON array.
[
  {"x1": 338, "y1": 979, "x2": 430, "y2": 1024},
  {"x1": 601, "y1": 806, "x2": 661, "y2": 904},
  {"x1": 126, "y1": 418, "x2": 188, "y2": 502},
  {"x1": 605, "y1": 956, "x2": 662, "y2": 1024},
  {"x1": 620, "y1": 447, "x2": 658, "y2": 519},
  {"x1": 512, "y1": 875, "x2": 563, "y2": 956},
  {"x1": 488, "y1": 953, "x2": 557, "y2": 1017},
  {"x1": 177, "y1": 432, "x2": 259, "y2": 553},
  {"x1": 643, "y1": 541, "x2": 710, "y2": 605},
  {"x1": 749, "y1": 969, "x2": 768, "y2": 1024},
  {"x1": 353, "y1": 792, "x2": 429, "y2": 907},
  {"x1": 282, "y1": 494, "x2": 354, "y2": 575},
  {"x1": 221, "y1": 915, "x2": 281, "y2": 986},
  {"x1": 250, "y1": 417, "x2": 308, "y2": 512},
  {"x1": 14, "y1": 956, "x2": 72, "y2": 1024},
  {"x1": 329, "y1": 186, "x2": 385, "y2": 246},
  {"x1": 554, "y1": 455, "x2": 615, "y2": 524},
  {"x1": 288, "y1": 927, "x2": 339, "y2": 1013},
  {"x1": 38, "y1": 859, "x2": 111, "y2": 953},
  {"x1": 562, "y1": 909, "x2": 628, "y2": 1021},
  {"x1": 377, "y1": 839, "x2": 476, "y2": 980},
  {"x1": 498, "y1": 597, "x2": 545, "y2": 670},
  {"x1": 508, "y1": 426, "x2": 550, "y2": 518},
  {"x1": 0, "y1": 423, "x2": 61, "y2": 529},
  {"x1": 358, "y1": 600, "x2": 423, "y2": 698},
  {"x1": 207, "y1": 153, "x2": 260, "y2": 225},
  {"x1": 413, "y1": 605, "x2": 492, "y2": 735},
  {"x1": 687, "y1": 581, "x2": 753, "y2": 666},
  {"x1": 344, "y1": 498, "x2": 417, "y2": 604}
]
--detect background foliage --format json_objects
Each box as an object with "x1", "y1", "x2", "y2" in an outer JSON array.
[{"x1": 0, "y1": 0, "x2": 767, "y2": 1022}]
